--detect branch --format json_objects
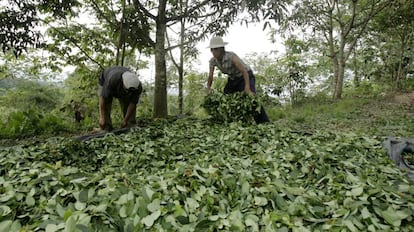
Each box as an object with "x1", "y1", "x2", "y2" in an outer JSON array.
[
  {"x1": 345, "y1": 0, "x2": 393, "y2": 60},
  {"x1": 342, "y1": 0, "x2": 357, "y2": 39},
  {"x1": 166, "y1": 0, "x2": 211, "y2": 22},
  {"x1": 89, "y1": 0, "x2": 118, "y2": 29},
  {"x1": 41, "y1": 19, "x2": 104, "y2": 69},
  {"x1": 131, "y1": 0, "x2": 157, "y2": 20},
  {"x1": 166, "y1": 33, "x2": 180, "y2": 69}
]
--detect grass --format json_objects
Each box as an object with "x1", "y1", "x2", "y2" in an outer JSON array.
[{"x1": 269, "y1": 93, "x2": 414, "y2": 138}]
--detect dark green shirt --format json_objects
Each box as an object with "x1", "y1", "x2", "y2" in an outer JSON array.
[{"x1": 99, "y1": 66, "x2": 141, "y2": 104}]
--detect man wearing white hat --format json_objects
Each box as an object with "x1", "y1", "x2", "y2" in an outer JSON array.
[
  {"x1": 206, "y1": 36, "x2": 270, "y2": 124},
  {"x1": 98, "y1": 66, "x2": 142, "y2": 131}
]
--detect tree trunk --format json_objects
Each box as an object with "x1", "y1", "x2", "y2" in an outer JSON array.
[
  {"x1": 153, "y1": 0, "x2": 168, "y2": 118},
  {"x1": 116, "y1": 0, "x2": 126, "y2": 66},
  {"x1": 178, "y1": 17, "x2": 185, "y2": 115},
  {"x1": 353, "y1": 44, "x2": 359, "y2": 87},
  {"x1": 334, "y1": 60, "x2": 346, "y2": 99},
  {"x1": 396, "y1": 38, "x2": 407, "y2": 87},
  {"x1": 332, "y1": 26, "x2": 350, "y2": 99}
]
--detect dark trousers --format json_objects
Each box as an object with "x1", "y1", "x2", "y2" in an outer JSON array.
[{"x1": 223, "y1": 71, "x2": 270, "y2": 124}]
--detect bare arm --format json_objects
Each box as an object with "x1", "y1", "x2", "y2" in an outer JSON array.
[
  {"x1": 206, "y1": 65, "x2": 215, "y2": 94},
  {"x1": 121, "y1": 103, "x2": 137, "y2": 128},
  {"x1": 99, "y1": 96, "x2": 107, "y2": 129},
  {"x1": 232, "y1": 55, "x2": 252, "y2": 94}
]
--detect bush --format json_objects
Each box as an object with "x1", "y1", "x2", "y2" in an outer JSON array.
[{"x1": 0, "y1": 109, "x2": 69, "y2": 139}]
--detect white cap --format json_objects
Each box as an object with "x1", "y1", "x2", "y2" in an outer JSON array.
[
  {"x1": 122, "y1": 71, "x2": 140, "y2": 89},
  {"x1": 207, "y1": 36, "x2": 228, "y2": 48}
]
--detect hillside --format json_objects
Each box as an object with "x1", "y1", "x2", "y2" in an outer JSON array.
[
  {"x1": 272, "y1": 92, "x2": 414, "y2": 138},
  {"x1": 0, "y1": 93, "x2": 413, "y2": 231}
]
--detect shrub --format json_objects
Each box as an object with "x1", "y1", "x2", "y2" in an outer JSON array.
[{"x1": 0, "y1": 109, "x2": 69, "y2": 139}]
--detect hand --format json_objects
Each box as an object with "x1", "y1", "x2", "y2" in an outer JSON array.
[
  {"x1": 121, "y1": 121, "x2": 128, "y2": 128},
  {"x1": 244, "y1": 87, "x2": 253, "y2": 95}
]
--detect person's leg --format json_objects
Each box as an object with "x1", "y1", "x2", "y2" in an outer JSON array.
[
  {"x1": 98, "y1": 85, "x2": 114, "y2": 130},
  {"x1": 224, "y1": 78, "x2": 244, "y2": 94},
  {"x1": 248, "y1": 72, "x2": 270, "y2": 124},
  {"x1": 104, "y1": 98, "x2": 114, "y2": 130}
]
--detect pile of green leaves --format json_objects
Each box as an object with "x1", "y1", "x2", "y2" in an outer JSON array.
[
  {"x1": 202, "y1": 91, "x2": 261, "y2": 123},
  {"x1": 1, "y1": 120, "x2": 414, "y2": 231}
]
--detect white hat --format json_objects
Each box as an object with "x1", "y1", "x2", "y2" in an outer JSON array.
[
  {"x1": 122, "y1": 71, "x2": 140, "y2": 89},
  {"x1": 207, "y1": 36, "x2": 228, "y2": 48}
]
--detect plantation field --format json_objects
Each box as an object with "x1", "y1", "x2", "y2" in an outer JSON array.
[{"x1": 1, "y1": 118, "x2": 414, "y2": 231}]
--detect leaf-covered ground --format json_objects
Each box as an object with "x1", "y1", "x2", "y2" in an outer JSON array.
[{"x1": 1, "y1": 119, "x2": 414, "y2": 231}]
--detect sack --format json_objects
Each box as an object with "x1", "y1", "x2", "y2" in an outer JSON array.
[{"x1": 382, "y1": 137, "x2": 414, "y2": 182}]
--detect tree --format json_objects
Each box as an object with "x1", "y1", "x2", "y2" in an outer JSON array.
[
  {"x1": 246, "y1": 37, "x2": 310, "y2": 104},
  {"x1": 281, "y1": 0, "x2": 392, "y2": 99},
  {"x1": 44, "y1": 0, "x2": 153, "y2": 70},
  {"x1": 369, "y1": 0, "x2": 414, "y2": 88},
  {"x1": 132, "y1": 0, "x2": 287, "y2": 118},
  {"x1": 2, "y1": 0, "x2": 288, "y2": 119},
  {"x1": 0, "y1": 0, "x2": 80, "y2": 57}
]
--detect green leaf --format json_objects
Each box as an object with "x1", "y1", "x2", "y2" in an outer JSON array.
[
  {"x1": 361, "y1": 207, "x2": 371, "y2": 219},
  {"x1": 0, "y1": 220, "x2": 21, "y2": 232},
  {"x1": 229, "y1": 209, "x2": 244, "y2": 230},
  {"x1": 78, "y1": 189, "x2": 89, "y2": 203},
  {"x1": 381, "y1": 207, "x2": 410, "y2": 227},
  {"x1": 0, "y1": 205, "x2": 12, "y2": 216},
  {"x1": 76, "y1": 224, "x2": 91, "y2": 232},
  {"x1": 245, "y1": 214, "x2": 259, "y2": 231},
  {"x1": 142, "y1": 187, "x2": 154, "y2": 201},
  {"x1": 186, "y1": 198, "x2": 199, "y2": 212},
  {"x1": 119, "y1": 205, "x2": 128, "y2": 218},
  {"x1": 64, "y1": 209, "x2": 73, "y2": 222},
  {"x1": 195, "y1": 219, "x2": 215, "y2": 230},
  {"x1": 141, "y1": 210, "x2": 161, "y2": 227},
  {"x1": 241, "y1": 181, "x2": 250, "y2": 195},
  {"x1": 0, "y1": 191, "x2": 15, "y2": 202},
  {"x1": 342, "y1": 219, "x2": 357, "y2": 232},
  {"x1": 147, "y1": 198, "x2": 161, "y2": 213},
  {"x1": 65, "y1": 216, "x2": 76, "y2": 232},
  {"x1": 176, "y1": 215, "x2": 189, "y2": 225},
  {"x1": 350, "y1": 186, "x2": 364, "y2": 197},
  {"x1": 25, "y1": 195, "x2": 35, "y2": 206},
  {"x1": 56, "y1": 203, "x2": 65, "y2": 217},
  {"x1": 75, "y1": 201, "x2": 86, "y2": 210},
  {"x1": 45, "y1": 224, "x2": 58, "y2": 232},
  {"x1": 253, "y1": 196, "x2": 268, "y2": 206}
]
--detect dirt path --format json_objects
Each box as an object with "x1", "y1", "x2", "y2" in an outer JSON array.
[{"x1": 392, "y1": 91, "x2": 414, "y2": 105}]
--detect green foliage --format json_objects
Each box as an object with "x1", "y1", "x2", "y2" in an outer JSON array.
[
  {"x1": 343, "y1": 81, "x2": 389, "y2": 99},
  {"x1": 136, "y1": 87, "x2": 153, "y2": 119},
  {"x1": 0, "y1": 79, "x2": 62, "y2": 111},
  {"x1": 0, "y1": 109, "x2": 68, "y2": 139},
  {"x1": 245, "y1": 40, "x2": 310, "y2": 105},
  {"x1": 0, "y1": 79, "x2": 71, "y2": 139},
  {"x1": 0, "y1": 0, "x2": 80, "y2": 57},
  {"x1": 1, "y1": 120, "x2": 414, "y2": 231},
  {"x1": 274, "y1": 93, "x2": 414, "y2": 138},
  {"x1": 184, "y1": 72, "x2": 206, "y2": 114},
  {"x1": 202, "y1": 91, "x2": 261, "y2": 123},
  {"x1": 265, "y1": 107, "x2": 287, "y2": 120},
  {"x1": 61, "y1": 67, "x2": 99, "y2": 129},
  {"x1": 398, "y1": 78, "x2": 414, "y2": 91}
]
